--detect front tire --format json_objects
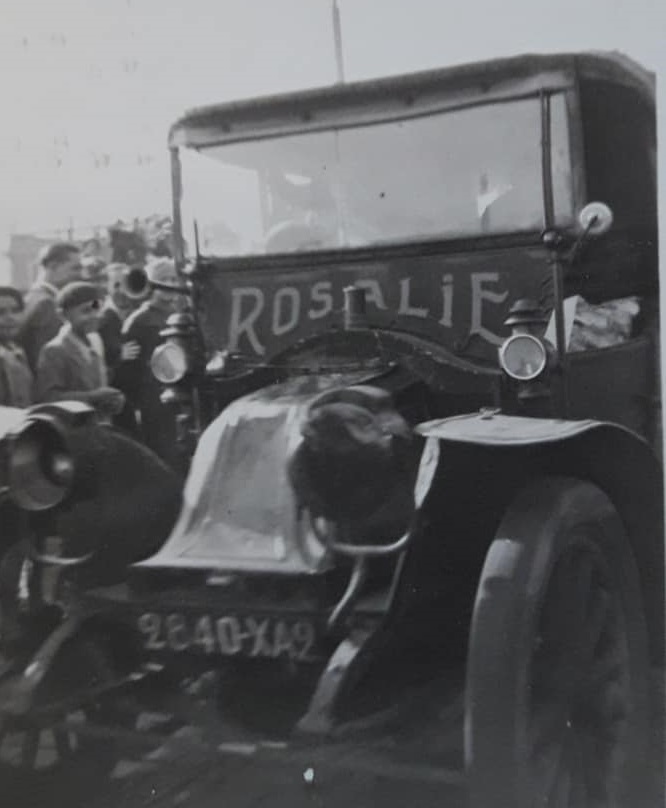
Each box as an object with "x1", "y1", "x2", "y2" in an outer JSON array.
[{"x1": 465, "y1": 477, "x2": 651, "y2": 808}]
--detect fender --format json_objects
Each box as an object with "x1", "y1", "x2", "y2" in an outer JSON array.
[
  {"x1": 0, "y1": 406, "x2": 28, "y2": 441},
  {"x1": 28, "y1": 400, "x2": 97, "y2": 429},
  {"x1": 414, "y1": 411, "x2": 664, "y2": 663},
  {"x1": 0, "y1": 401, "x2": 95, "y2": 443}
]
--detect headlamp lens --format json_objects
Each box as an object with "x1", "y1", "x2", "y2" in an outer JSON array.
[
  {"x1": 151, "y1": 342, "x2": 188, "y2": 384},
  {"x1": 9, "y1": 419, "x2": 73, "y2": 511},
  {"x1": 48, "y1": 452, "x2": 75, "y2": 485},
  {"x1": 499, "y1": 334, "x2": 548, "y2": 381}
]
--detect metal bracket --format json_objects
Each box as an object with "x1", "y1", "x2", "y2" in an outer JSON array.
[
  {"x1": 0, "y1": 613, "x2": 85, "y2": 715},
  {"x1": 296, "y1": 628, "x2": 374, "y2": 736}
]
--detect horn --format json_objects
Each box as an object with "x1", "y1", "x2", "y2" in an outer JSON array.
[{"x1": 121, "y1": 266, "x2": 150, "y2": 300}]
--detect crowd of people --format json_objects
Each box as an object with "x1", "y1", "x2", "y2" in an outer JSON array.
[{"x1": 0, "y1": 241, "x2": 185, "y2": 469}]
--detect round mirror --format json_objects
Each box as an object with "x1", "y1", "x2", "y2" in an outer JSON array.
[{"x1": 578, "y1": 201, "x2": 614, "y2": 237}]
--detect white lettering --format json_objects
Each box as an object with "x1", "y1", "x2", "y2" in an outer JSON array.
[
  {"x1": 309, "y1": 281, "x2": 334, "y2": 320},
  {"x1": 138, "y1": 613, "x2": 165, "y2": 650},
  {"x1": 469, "y1": 272, "x2": 509, "y2": 346},
  {"x1": 398, "y1": 278, "x2": 428, "y2": 318},
  {"x1": 355, "y1": 279, "x2": 387, "y2": 310},
  {"x1": 439, "y1": 273, "x2": 454, "y2": 327},
  {"x1": 292, "y1": 621, "x2": 316, "y2": 662},
  {"x1": 247, "y1": 616, "x2": 272, "y2": 657},
  {"x1": 228, "y1": 288, "x2": 265, "y2": 355},
  {"x1": 272, "y1": 287, "x2": 301, "y2": 336},
  {"x1": 273, "y1": 621, "x2": 296, "y2": 659},
  {"x1": 192, "y1": 616, "x2": 216, "y2": 654},
  {"x1": 166, "y1": 613, "x2": 189, "y2": 652},
  {"x1": 217, "y1": 616, "x2": 244, "y2": 655}
]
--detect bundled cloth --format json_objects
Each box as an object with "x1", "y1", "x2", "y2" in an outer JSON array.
[{"x1": 546, "y1": 296, "x2": 642, "y2": 352}]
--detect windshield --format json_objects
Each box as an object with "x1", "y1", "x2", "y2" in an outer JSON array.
[{"x1": 179, "y1": 95, "x2": 573, "y2": 257}]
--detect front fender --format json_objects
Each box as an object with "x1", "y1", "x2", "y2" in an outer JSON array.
[
  {"x1": 417, "y1": 410, "x2": 633, "y2": 447},
  {"x1": 414, "y1": 411, "x2": 663, "y2": 664}
]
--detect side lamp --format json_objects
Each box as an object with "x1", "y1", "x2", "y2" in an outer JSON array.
[
  {"x1": 498, "y1": 299, "x2": 553, "y2": 399},
  {"x1": 151, "y1": 312, "x2": 199, "y2": 447}
]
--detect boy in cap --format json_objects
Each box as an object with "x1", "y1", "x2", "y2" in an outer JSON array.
[
  {"x1": 35, "y1": 281, "x2": 125, "y2": 418},
  {"x1": 116, "y1": 258, "x2": 184, "y2": 466},
  {"x1": 0, "y1": 286, "x2": 33, "y2": 407}
]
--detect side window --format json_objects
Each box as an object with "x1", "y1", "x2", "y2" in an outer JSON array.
[{"x1": 580, "y1": 80, "x2": 656, "y2": 227}]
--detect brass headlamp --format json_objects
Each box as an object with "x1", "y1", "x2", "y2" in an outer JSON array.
[{"x1": 151, "y1": 312, "x2": 199, "y2": 454}]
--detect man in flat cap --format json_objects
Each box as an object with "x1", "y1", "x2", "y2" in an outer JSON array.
[
  {"x1": 116, "y1": 258, "x2": 184, "y2": 466},
  {"x1": 34, "y1": 281, "x2": 125, "y2": 419},
  {"x1": 18, "y1": 242, "x2": 83, "y2": 372}
]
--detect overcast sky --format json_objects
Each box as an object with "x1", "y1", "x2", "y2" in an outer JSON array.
[{"x1": 0, "y1": 0, "x2": 663, "y2": 258}]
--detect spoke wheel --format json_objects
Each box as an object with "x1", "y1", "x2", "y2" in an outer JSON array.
[
  {"x1": 529, "y1": 537, "x2": 631, "y2": 807},
  {"x1": 0, "y1": 637, "x2": 129, "y2": 801},
  {"x1": 465, "y1": 478, "x2": 651, "y2": 808}
]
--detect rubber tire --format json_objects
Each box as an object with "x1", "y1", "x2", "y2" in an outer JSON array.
[{"x1": 465, "y1": 477, "x2": 651, "y2": 808}]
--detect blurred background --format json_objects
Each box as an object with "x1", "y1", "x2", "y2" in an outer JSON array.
[{"x1": 0, "y1": 0, "x2": 662, "y2": 285}]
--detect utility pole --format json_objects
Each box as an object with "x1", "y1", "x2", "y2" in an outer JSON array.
[{"x1": 332, "y1": 0, "x2": 345, "y2": 84}]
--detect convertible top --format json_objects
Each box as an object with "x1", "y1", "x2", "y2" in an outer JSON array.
[{"x1": 169, "y1": 51, "x2": 654, "y2": 149}]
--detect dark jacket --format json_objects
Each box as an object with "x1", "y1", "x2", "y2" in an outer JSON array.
[
  {"x1": 116, "y1": 301, "x2": 177, "y2": 467},
  {"x1": 98, "y1": 302, "x2": 138, "y2": 434},
  {"x1": 97, "y1": 303, "x2": 124, "y2": 374},
  {"x1": 17, "y1": 283, "x2": 62, "y2": 373}
]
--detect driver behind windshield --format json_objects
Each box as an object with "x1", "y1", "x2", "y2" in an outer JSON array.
[{"x1": 264, "y1": 170, "x2": 340, "y2": 252}]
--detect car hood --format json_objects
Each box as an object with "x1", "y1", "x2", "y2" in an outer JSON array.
[{"x1": 136, "y1": 371, "x2": 380, "y2": 575}]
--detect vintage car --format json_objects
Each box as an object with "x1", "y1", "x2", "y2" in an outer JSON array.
[{"x1": 1, "y1": 51, "x2": 661, "y2": 807}]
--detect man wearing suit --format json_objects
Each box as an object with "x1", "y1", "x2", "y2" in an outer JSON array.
[
  {"x1": 35, "y1": 282, "x2": 125, "y2": 420},
  {"x1": 97, "y1": 264, "x2": 140, "y2": 432},
  {"x1": 116, "y1": 258, "x2": 184, "y2": 467},
  {"x1": 97, "y1": 264, "x2": 140, "y2": 371},
  {"x1": 18, "y1": 242, "x2": 83, "y2": 372}
]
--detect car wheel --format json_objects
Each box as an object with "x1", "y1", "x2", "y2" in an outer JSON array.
[{"x1": 465, "y1": 477, "x2": 652, "y2": 808}]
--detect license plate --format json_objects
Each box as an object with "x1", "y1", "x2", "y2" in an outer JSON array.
[{"x1": 136, "y1": 612, "x2": 317, "y2": 663}]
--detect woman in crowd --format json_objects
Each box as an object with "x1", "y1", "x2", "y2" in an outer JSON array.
[{"x1": 0, "y1": 286, "x2": 33, "y2": 408}]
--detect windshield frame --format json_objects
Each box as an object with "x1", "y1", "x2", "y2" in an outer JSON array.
[{"x1": 170, "y1": 89, "x2": 577, "y2": 265}]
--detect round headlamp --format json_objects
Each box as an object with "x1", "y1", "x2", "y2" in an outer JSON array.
[
  {"x1": 499, "y1": 334, "x2": 548, "y2": 381},
  {"x1": 151, "y1": 341, "x2": 189, "y2": 384},
  {"x1": 8, "y1": 417, "x2": 74, "y2": 511}
]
